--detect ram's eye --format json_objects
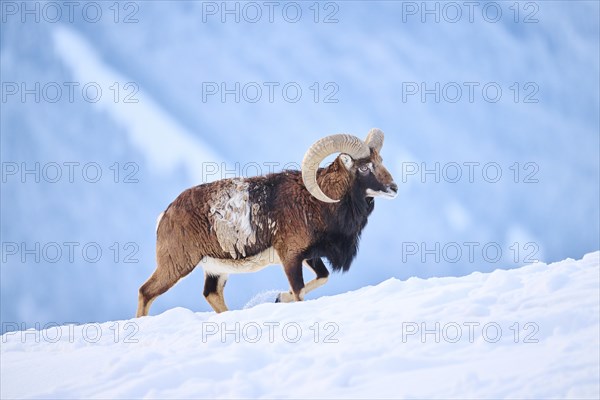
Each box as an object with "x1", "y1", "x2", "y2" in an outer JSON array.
[{"x1": 358, "y1": 165, "x2": 370, "y2": 174}]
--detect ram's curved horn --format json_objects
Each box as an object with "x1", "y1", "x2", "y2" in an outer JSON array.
[
  {"x1": 365, "y1": 128, "x2": 384, "y2": 152},
  {"x1": 301, "y1": 134, "x2": 370, "y2": 203}
]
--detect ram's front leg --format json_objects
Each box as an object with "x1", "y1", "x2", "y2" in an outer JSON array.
[
  {"x1": 277, "y1": 255, "x2": 305, "y2": 303},
  {"x1": 303, "y1": 258, "x2": 329, "y2": 295}
]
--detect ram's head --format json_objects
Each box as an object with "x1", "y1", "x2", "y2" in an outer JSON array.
[{"x1": 302, "y1": 128, "x2": 398, "y2": 203}]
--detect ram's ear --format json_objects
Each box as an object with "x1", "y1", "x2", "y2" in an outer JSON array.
[{"x1": 339, "y1": 154, "x2": 354, "y2": 170}]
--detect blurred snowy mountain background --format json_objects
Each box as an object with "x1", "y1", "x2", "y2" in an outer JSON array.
[{"x1": 1, "y1": 1, "x2": 598, "y2": 330}]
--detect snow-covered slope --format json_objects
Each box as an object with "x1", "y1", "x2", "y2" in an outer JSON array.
[{"x1": 2, "y1": 252, "x2": 598, "y2": 399}]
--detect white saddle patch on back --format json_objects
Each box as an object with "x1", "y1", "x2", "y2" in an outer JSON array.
[{"x1": 209, "y1": 178, "x2": 257, "y2": 259}]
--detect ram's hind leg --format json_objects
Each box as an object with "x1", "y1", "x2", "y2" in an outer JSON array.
[
  {"x1": 203, "y1": 272, "x2": 229, "y2": 313},
  {"x1": 137, "y1": 266, "x2": 191, "y2": 318},
  {"x1": 137, "y1": 251, "x2": 198, "y2": 317}
]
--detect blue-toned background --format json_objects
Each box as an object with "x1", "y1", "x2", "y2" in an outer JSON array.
[{"x1": 1, "y1": 1, "x2": 598, "y2": 330}]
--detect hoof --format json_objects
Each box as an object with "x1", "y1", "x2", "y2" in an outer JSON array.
[{"x1": 276, "y1": 291, "x2": 294, "y2": 303}]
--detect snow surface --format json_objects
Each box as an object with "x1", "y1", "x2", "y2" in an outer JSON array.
[{"x1": 2, "y1": 252, "x2": 598, "y2": 399}]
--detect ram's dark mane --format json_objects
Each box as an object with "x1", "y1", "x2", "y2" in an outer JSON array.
[{"x1": 303, "y1": 176, "x2": 375, "y2": 272}]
